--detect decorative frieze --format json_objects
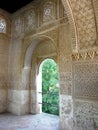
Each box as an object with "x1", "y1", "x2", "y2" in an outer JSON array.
[{"x1": 72, "y1": 50, "x2": 98, "y2": 61}]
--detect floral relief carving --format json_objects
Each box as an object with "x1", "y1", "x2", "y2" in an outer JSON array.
[
  {"x1": 61, "y1": 95, "x2": 72, "y2": 117},
  {"x1": 60, "y1": 95, "x2": 73, "y2": 130},
  {"x1": 74, "y1": 101, "x2": 98, "y2": 130}
]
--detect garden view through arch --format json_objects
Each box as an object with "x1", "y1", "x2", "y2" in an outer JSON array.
[{"x1": 37, "y1": 58, "x2": 59, "y2": 115}]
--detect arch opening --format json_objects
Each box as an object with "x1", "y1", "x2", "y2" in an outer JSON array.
[{"x1": 36, "y1": 58, "x2": 59, "y2": 116}]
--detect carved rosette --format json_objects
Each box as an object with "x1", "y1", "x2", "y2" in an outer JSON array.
[
  {"x1": 43, "y1": 1, "x2": 54, "y2": 23},
  {"x1": 0, "y1": 18, "x2": 6, "y2": 33}
]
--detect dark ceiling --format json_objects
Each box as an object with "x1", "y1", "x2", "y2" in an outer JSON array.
[{"x1": 0, "y1": 0, "x2": 34, "y2": 13}]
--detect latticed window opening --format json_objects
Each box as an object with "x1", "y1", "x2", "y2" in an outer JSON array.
[{"x1": 0, "y1": 19, "x2": 6, "y2": 33}]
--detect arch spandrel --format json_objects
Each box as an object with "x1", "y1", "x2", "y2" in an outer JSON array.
[
  {"x1": 23, "y1": 35, "x2": 56, "y2": 68},
  {"x1": 62, "y1": 0, "x2": 97, "y2": 51},
  {"x1": 61, "y1": 0, "x2": 78, "y2": 52}
]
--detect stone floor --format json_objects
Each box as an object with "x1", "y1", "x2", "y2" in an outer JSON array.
[{"x1": 0, "y1": 112, "x2": 60, "y2": 130}]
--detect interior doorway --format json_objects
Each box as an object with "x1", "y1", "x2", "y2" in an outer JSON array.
[{"x1": 37, "y1": 58, "x2": 59, "y2": 115}]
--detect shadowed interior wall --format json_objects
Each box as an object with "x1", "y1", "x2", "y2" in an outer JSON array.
[{"x1": 0, "y1": 9, "x2": 11, "y2": 113}]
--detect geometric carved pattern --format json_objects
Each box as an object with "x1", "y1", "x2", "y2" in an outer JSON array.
[
  {"x1": 72, "y1": 50, "x2": 98, "y2": 61},
  {"x1": 70, "y1": 0, "x2": 97, "y2": 50},
  {"x1": 59, "y1": 46, "x2": 72, "y2": 96},
  {"x1": 25, "y1": 9, "x2": 36, "y2": 32},
  {"x1": 60, "y1": 72, "x2": 72, "y2": 95},
  {"x1": 73, "y1": 62, "x2": 98, "y2": 99}
]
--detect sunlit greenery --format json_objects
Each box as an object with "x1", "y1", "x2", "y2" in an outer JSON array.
[{"x1": 42, "y1": 59, "x2": 59, "y2": 115}]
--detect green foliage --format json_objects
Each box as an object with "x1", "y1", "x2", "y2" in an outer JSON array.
[{"x1": 42, "y1": 59, "x2": 59, "y2": 115}]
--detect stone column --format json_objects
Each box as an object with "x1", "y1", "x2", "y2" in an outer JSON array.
[{"x1": 59, "y1": 22, "x2": 73, "y2": 130}]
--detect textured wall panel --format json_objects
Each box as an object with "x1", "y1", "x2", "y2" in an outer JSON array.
[{"x1": 73, "y1": 61, "x2": 98, "y2": 99}]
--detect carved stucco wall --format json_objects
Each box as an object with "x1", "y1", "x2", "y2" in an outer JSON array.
[
  {"x1": 6, "y1": 0, "x2": 98, "y2": 130},
  {"x1": 92, "y1": 0, "x2": 98, "y2": 36},
  {"x1": 62, "y1": 0, "x2": 97, "y2": 51},
  {"x1": 72, "y1": 52, "x2": 98, "y2": 130},
  {"x1": 62, "y1": 0, "x2": 98, "y2": 129}
]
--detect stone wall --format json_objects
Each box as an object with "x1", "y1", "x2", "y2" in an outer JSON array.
[
  {"x1": 8, "y1": 1, "x2": 74, "y2": 130},
  {"x1": 8, "y1": 38, "x2": 23, "y2": 115},
  {"x1": 8, "y1": 0, "x2": 69, "y2": 116},
  {"x1": 73, "y1": 100, "x2": 98, "y2": 130},
  {"x1": 0, "y1": 9, "x2": 11, "y2": 112}
]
